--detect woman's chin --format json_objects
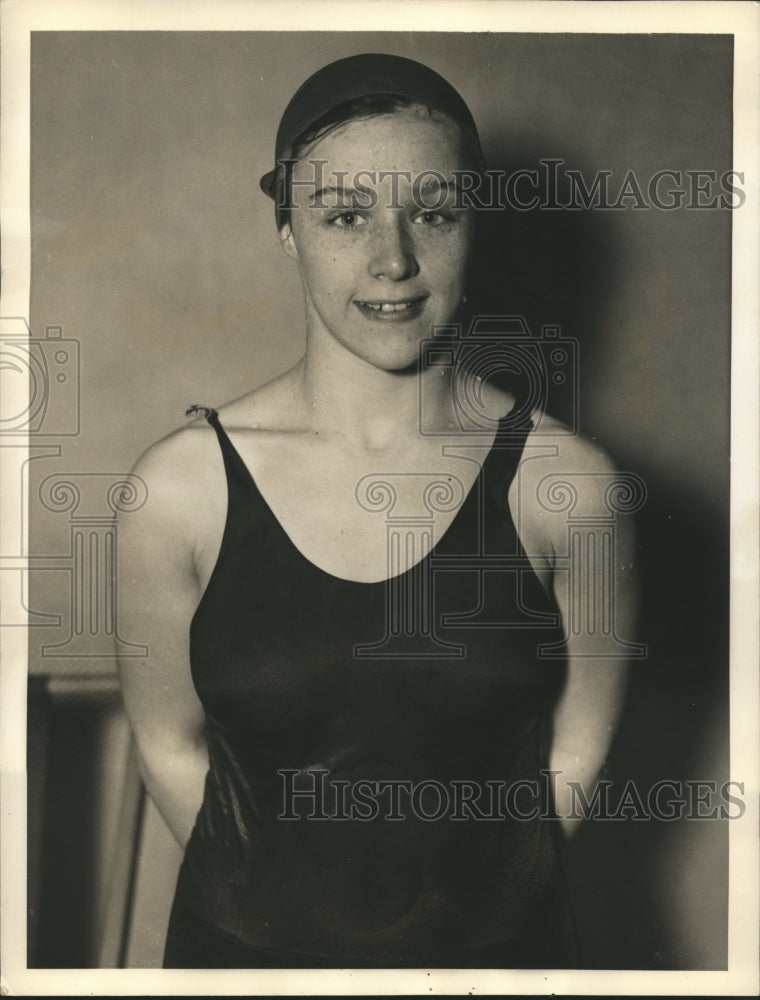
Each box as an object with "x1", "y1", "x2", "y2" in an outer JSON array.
[{"x1": 353, "y1": 338, "x2": 433, "y2": 375}]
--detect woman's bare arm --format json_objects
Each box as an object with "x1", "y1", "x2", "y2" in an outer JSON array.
[
  {"x1": 117, "y1": 429, "x2": 220, "y2": 848},
  {"x1": 513, "y1": 424, "x2": 639, "y2": 840},
  {"x1": 549, "y1": 497, "x2": 636, "y2": 839}
]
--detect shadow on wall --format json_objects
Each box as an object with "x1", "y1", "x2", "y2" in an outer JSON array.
[
  {"x1": 466, "y1": 150, "x2": 730, "y2": 970},
  {"x1": 579, "y1": 484, "x2": 729, "y2": 970},
  {"x1": 463, "y1": 147, "x2": 619, "y2": 425}
]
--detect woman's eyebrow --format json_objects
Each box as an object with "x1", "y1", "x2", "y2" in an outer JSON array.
[
  {"x1": 309, "y1": 184, "x2": 365, "y2": 207},
  {"x1": 308, "y1": 177, "x2": 462, "y2": 208},
  {"x1": 416, "y1": 176, "x2": 460, "y2": 198}
]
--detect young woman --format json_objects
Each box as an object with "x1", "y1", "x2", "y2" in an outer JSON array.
[{"x1": 118, "y1": 53, "x2": 636, "y2": 969}]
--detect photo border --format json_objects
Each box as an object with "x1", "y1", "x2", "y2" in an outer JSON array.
[{"x1": 1, "y1": 1, "x2": 758, "y2": 995}]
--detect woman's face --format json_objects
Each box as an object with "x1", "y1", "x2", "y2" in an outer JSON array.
[{"x1": 281, "y1": 108, "x2": 475, "y2": 371}]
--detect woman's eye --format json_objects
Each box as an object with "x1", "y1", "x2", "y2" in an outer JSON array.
[
  {"x1": 329, "y1": 211, "x2": 366, "y2": 228},
  {"x1": 413, "y1": 210, "x2": 450, "y2": 226}
]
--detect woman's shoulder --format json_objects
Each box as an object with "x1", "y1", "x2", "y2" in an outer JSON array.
[
  {"x1": 122, "y1": 418, "x2": 225, "y2": 554},
  {"x1": 133, "y1": 367, "x2": 302, "y2": 479},
  {"x1": 482, "y1": 384, "x2": 616, "y2": 474},
  {"x1": 517, "y1": 408, "x2": 622, "y2": 522},
  {"x1": 525, "y1": 409, "x2": 618, "y2": 472},
  {"x1": 130, "y1": 413, "x2": 220, "y2": 490},
  {"x1": 501, "y1": 407, "x2": 624, "y2": 565}
]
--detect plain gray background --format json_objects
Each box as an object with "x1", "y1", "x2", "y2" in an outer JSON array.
[{"x1": 28, "y1": 31, "x2": 732, "y2": 968}]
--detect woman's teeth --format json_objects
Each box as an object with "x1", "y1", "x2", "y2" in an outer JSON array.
[{"x1": 361, "y1": 301, "x2": 413, "y2": 312}]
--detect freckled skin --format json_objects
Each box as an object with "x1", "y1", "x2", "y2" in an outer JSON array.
[{"x1": 280, "y1": 110, "x2": 475, "y2": 371}]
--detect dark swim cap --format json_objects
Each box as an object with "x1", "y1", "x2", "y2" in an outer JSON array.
[{"x1": 259, "y1": 52, "x2": 482, "y2": 200}]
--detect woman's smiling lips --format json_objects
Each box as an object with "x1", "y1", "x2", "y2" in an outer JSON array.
[{"x1": 354, "y1": 295, "x2": 428, "y2": 321}]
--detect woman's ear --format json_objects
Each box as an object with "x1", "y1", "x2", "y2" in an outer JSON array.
[{"x1": 279, "y1": 222, "x2": 300, "y2": 261}]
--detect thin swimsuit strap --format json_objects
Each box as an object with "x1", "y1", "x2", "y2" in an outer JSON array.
[{"x1": 186, "y1": 404, "x2": 248, "y2": 485}]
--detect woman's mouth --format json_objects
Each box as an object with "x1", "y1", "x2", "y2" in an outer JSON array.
[{"x1": 354, "y1": 296, "x2": 428, "y2": 321}]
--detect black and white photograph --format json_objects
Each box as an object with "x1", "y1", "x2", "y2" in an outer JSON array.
[{"x1": 1, "y1": 1, "x2": 758, "y2": 995}]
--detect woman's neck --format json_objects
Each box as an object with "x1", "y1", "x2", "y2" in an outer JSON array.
[{"x1": 295, "y1": 335, "x2": 458, "y2": 453}]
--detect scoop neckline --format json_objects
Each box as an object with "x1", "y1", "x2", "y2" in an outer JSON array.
[{"x1": 210, "y1": 407, "x2": 519, "y2": 587}]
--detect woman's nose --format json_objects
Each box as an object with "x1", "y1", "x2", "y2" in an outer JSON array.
[{"x1": 368, "y1": 217, "x2": 419, "y2": 281}]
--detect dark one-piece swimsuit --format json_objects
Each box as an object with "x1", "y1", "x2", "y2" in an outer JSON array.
[{"x1": 163, "y1": 404, "x2": 578, "y2": 969}]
